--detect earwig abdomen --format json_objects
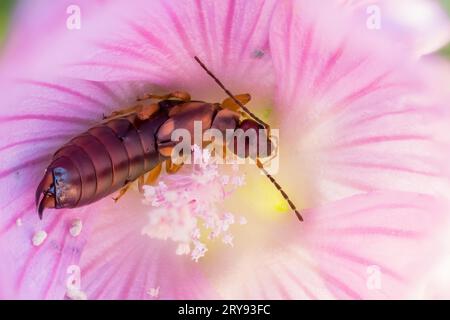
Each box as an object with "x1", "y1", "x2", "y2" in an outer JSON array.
[
  {"x1": 87, "y1": 126, "x2": 130, "y2": 192},
  {"x1": 46, "y1": 157, "x2": 81, "y2": 208},
  {"x1": 107, "y1": 117, "x2": 146, "y2": 182},
  {"x1": 37, "y1": 109, "x2": 170, "y2": 215}
]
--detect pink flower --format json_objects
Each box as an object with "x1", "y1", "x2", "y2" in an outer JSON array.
[{"x1": 0, "y1": 0, "x2": 449, "y2": 299}]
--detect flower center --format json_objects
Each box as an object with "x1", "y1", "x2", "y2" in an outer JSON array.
[{"x1": 141, "y1": 146, "x2": 247, "y2": 262}]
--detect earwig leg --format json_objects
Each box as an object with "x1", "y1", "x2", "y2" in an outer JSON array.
[
  {"x1": 165, "y1": 159, "x2": 183, "y2": 174},
  {"x1": 103, "y1": 102, "x2": 161, "y2": 123},
  {"x1": 112, "y1": 183, "x2": 132, "y2": 202},
  {"x1": 157, "y1": 140, "x2": 178, "y2": 158},
  {"x1": 136, "y1": 103, "x2": 160, "y2": 120},
  {"x1": 114, "y1": 163, "x2": 162, "y2": 199},
  {"x1": 137, "y1": 175, "x2": 145, "y2": 193},
  {"x1": 221, "y1": 93, "x2": 251, "y2": 112},
  {"x1": 137, "y1": 91, "x2": 191, "y2": 102},
  {"x1": 145, "y1": 163, "x2": 162, "y2": 185},
  {"x1": 102, "y1": 104, "x2": 143, "y2": 122}
]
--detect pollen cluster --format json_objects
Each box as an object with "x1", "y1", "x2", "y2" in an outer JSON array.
[{"x1": 141, "y1": 146, "x2": 247, "y2": 261}]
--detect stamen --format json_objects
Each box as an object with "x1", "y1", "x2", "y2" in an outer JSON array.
[
  {"x1": 141, "y1": 146, "x2": 246, "y2": 261},
  {"x1": 176, "y1": 243, "x2": 191, "y2": 255},
  {"x1": 192, "y1": 241, "x2": 208, "y2": 262},
  {"x1": 222, "y1": 234, "x2": 234, "y2": 247}
]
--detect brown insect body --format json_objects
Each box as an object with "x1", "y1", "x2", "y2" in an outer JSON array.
[
  {"x1": 36, "y1": 56, "x2": 303, "y2": 221},
  {"x1": 36, "y1": 99, "x2": 267, "y2": 217}
]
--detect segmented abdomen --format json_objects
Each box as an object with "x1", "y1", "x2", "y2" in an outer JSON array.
[{"x1": 50, "y1": 110, "x2": 169, "y2": 208}]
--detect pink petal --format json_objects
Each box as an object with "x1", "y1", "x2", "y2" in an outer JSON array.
[
  {"x1": 0, "y1": 78, "x2": 146, "y2": 298},
  {"x1": 0, "y1": 203, "x2": 98, "y2": 299},
  {"x1": 302, "y1": 192, "x2": 448, "y2": 299},
  {"x1": 423, "y1": 255, "x2": 450, "y2": 299},
  {"x1": 270, "y1": 0, "x2": 450, "y2": 205},
  {"x1": 206, "y1": 192, "x2": 447, "y2": 299},
  {"x1": 53, "y1": 0, "x2": 277, "y2": 99},
  {"x1": 0, "y1": 0, "x2": 107, "y2": 75},
  {"x1": 78, "y1": 192, "x2": 217, "y2": 300},
  {"x1": 340, "y1": 0, "x2": 450, "y2": 56}
]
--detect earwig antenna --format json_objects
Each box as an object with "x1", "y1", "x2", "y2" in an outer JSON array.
[
  {"x1": 194, "y1": 56, "x2": 303, "y2": 222},
  {"x1": 257, "y1": 159, "x2": 304, "y2": 222},
  {"x1": 194, "y1": 56, "x2": 269, "y2": 129}
]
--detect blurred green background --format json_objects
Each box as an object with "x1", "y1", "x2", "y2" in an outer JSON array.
[
  {"x1": 441, "y1": 0, "x2": 450, "y2": 56},
  {"x1": 0, "y1": 0, "x2": 14, "y2": 45},
  {"x1": 0, "y1": 0, "x2": 449, "y2": 57}
]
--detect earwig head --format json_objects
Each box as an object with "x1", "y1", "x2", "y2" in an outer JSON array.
[
  {"x1": 36, "y1": 158, "x2": 81, "y2": 219},
  {"x1": 229, "y1": 119, "x2": 274, "y2": 159},
  {"x1": 194, "y1": 56, "x2": 303, "y2": 222}
]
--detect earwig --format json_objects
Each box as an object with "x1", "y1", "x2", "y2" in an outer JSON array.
[{"x1": 36, "y1": 57, "x2": 303, "y2": 222}]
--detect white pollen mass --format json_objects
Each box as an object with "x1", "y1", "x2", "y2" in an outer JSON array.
[
  {"x1": 32, "y1": 230, "x2": 47, "y2": 246},
  {"x1": 69, "y1": 219, "x2": 83, "y2": 237},
  {"x1": 141, "y1": 146, "x2": 246, "y2": 261}
]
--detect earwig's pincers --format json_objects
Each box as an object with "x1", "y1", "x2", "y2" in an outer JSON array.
[{"x1": 35, "y1": 169, "x2": 56, "y2": 219}]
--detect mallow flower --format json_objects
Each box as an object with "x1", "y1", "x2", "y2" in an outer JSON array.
[{"x1": 0, "y1": 0, "x2": 449, "y2": 299}]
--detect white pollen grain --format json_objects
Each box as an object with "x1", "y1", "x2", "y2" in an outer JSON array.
[
  {"x1": 69, "y1": 219, "x2": 83, "y2": 237},
  {"x1": 32, "y1": 230, "x2": 47, "y2": 246},
  {"x1": 176, "y1": 243, "x2": 190, "y2": 256},
  {"x1": 147, "y1": 286, "x2": 160, "y2": 298},
  {"x1": 16, "y1": 218, "x2": 22, "y2": 227}
]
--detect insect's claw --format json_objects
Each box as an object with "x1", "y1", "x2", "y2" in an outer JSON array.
[
  {"x1": 38, "y1": 196, "x2": 48, "y2": 220},
  {"x1": 112, "y1": 184, "x2": 131, "y2": 203},
  {"x1": 36, "y1": 170, "x2": 56, "y2": 219},
  {"x1": 37, "y1": 193, "x2": 56, "y2": 220}
]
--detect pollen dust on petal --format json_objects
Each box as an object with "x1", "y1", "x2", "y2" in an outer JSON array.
[
  {"x1": 147, "y1": 286, "x2": 160, "y2": 298},
  {"x1": 141, "y1": 145, "x2": 246, "y2": 262},
  {"x1": 32, "y1": 230, "x2": 47, "y2": 246},
  {"x1": 69, "y1": 218, "x2": 83, "y2": 237}
]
